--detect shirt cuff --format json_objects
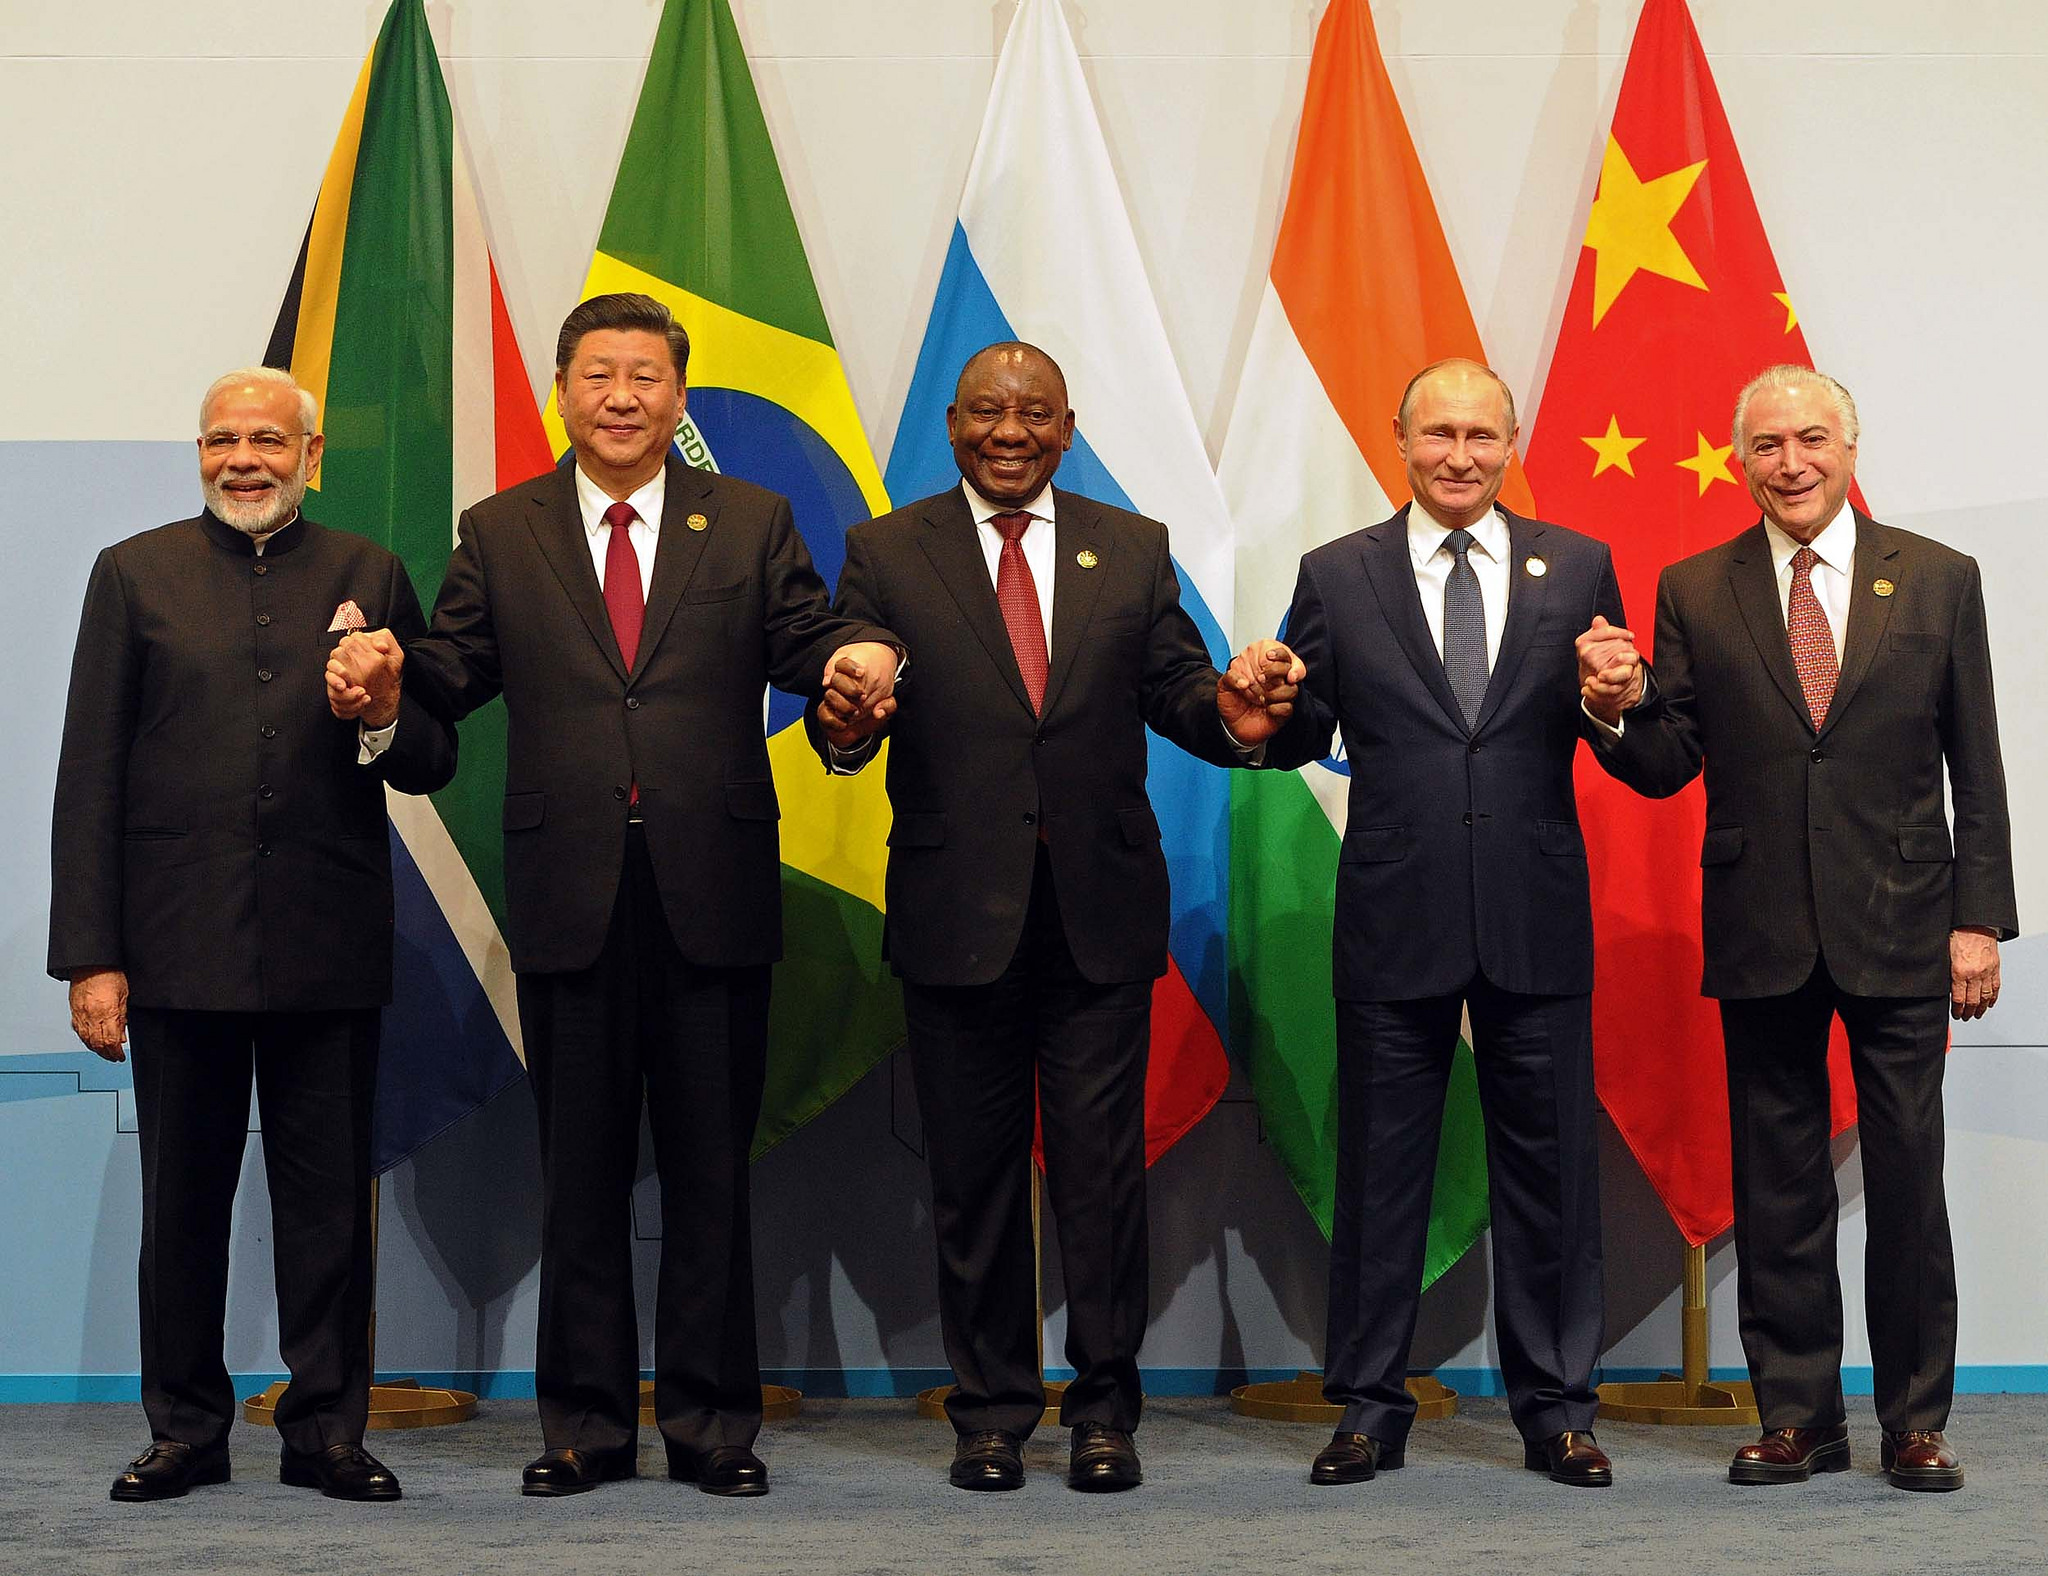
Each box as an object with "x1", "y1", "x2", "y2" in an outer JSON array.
[
  {"x1": 827, "y1": 737, "x2": 878, "y2": 775},
  {"x1": 1581, "y1": 699, "x2": 1624, "y2": 740},
  {"x1": 1220, "y1": 717, "x2": 1267, "y2": 765},
  {"x1": 358, "y1": 720, "x2": 398, "y2": 764}
]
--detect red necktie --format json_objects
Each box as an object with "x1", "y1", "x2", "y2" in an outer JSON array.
[
  {"x1": 602, "y1": 500, "x2": 645, "y2": 671},
  {"x1": 990, "y1": 510, "x2": 1049, "y2": 713},
  {"x1": 1787, "y1": 544, "x2": 1838, "y2": 729}
]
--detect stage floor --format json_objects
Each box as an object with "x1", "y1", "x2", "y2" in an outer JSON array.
[{"x1": 4, "y1": 1394, "x2": 2042, "y2": 1574}]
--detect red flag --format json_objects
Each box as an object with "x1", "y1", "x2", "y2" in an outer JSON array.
[{"x1": 1523, "y1": 0, "x2": 1856, "y2": 1246}]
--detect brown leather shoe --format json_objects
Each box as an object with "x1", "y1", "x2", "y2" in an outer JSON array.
[
  {"x1": 1881, "y1": 1430, "x2": 1963, "y2": 1492},
  {"x1": 1310, "y1": 1431, "x2": 1405, "y2": 1485},
  {"x1": 1728, "y1": 1424, "x2": 1850, "y2": 1485},
  {"x1": 1523, "y1": 1430, "x2": 1612, "y2": 1487}
]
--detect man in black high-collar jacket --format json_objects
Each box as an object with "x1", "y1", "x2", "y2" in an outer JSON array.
[{"x1": 49, "y1": 367, "x2": 456, "y2": 1505}]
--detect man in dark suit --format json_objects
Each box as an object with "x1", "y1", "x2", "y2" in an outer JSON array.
[
  {"x1": 330, "y1": 293, "x2": 898, "y2": 1499},
  {"x1": 50, "y1": 367, "x2": 456, "y2": 1504},
  {"x1": 1253, "y1": 359, "x2": 1626, "y2": 1490},
  {"x1": 1584, "y1": 365, "x2": 2014, "y2": 1492},
  {"x1": 812, "y1": 341, "x2": 1298, "y2": 1495}
]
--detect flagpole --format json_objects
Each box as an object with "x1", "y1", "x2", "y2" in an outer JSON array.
[{"x1": 1594, "y1": 1242, "x2": 1759, "y2": 1425}]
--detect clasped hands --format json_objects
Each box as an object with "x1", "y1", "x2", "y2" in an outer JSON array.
[
  {"x1": 815, "y1": 642, "x2": 901, "y2": 751},
  {"x1": 1219, "y1": 640, "x2": 1307, "y2": 745},
  {"x1": 327, "y1": 629, "x2": 404, "y2": 728},
  {"x1": 1576, "y1": 615, "x2": 1645, "y2": 727}
]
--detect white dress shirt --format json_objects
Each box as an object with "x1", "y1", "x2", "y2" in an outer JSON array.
[
  {"x1": 962, "y1": 478, "x2": 1057, "y2": 653},
  {"x1": 1763, "y1": 500, "x2": 1854, "y2": 665},
  {"x1": 575, "y1": 462, "x2": 663, "y2": 602},
  {"x1": 1408, "y1": 501, "x2": 1511, "y2": 674}
]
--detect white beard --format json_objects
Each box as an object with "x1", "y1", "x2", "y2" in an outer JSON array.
[{"x1": 204, "y1": 461, "x2": 308, "y2": 537}]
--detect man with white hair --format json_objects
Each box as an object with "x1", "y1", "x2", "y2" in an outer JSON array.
[
  {"x1": 1582, "y1": 364, "x2": 2016, "y2": 1492},
  {"x1": 48, "y1": 367, "x2": 455, "y2": 1503}
]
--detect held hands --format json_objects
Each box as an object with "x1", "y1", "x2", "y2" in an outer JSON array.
[
  {"x1": 69, "y1": 968, "x2": 128, "y2": 1062},
  {"x1": 1218, "y1": 640, "x2": 1307, "y2": 746},
  {"x1": 1950, "y1": 927, "x2": 2001, "y2": 1021},
  {"x1": 326, "y1": 629, "x2": 404, "y2": 729},
  {"x1": 816, "y1": 641, "x2": 900, "y2": 751},
  {"x1": 1576, "y1": 615, "x2": 1645, "y2": 727}
]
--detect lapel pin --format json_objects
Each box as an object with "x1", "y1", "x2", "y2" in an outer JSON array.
[
  {"x1": 1524, "y1": 555, "x2": 1547, "y2": 577},
  {"x1": 686, "y1": 512, "x2": 709, "y2": 532},
  {"x1": 1873, "y1": 578, "x2": 1895, "y2": 597},
  {"x1": 1076, "y1": 548, "x2": 1099, "y2": 570}
]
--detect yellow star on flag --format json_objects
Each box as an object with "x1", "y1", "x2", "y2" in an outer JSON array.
[
  {"x1": 1676, "y1": 431, "x2": 1738, "y2": 497},
  {"x1": 1772, "y1": 291, "x2": 1798, "y2": 332},
  {"x1": 1583, "y1": 136, "x2": 1709, "y2": 326},
  {"x1": 1582, "y1": 415, "x2": 1648, "y2": 478}
]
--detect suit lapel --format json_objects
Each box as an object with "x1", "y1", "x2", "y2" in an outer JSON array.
[
  {"x1": 636, "y1": 456, "x2": 716, "y2": 673},
  {"x1": 1360, "y1": 505, "x2": 1467, "y2": 731},
  {"x1": 526, "y1": 464, "x2": 630, "y2": 684},
  {"x1": 1041, "y1": 489, "x2": 1109, "y2": 718},
  {"x1": 1818, "y1": 511, "x2": 1898, "y2": 738},
  {"x1": 1725, "y1": 523, "x2": 1813, "y2": 729},
  {"x1": 917, "y1": 487, "x2": 1036, "y2": 715},
  {"x1": 1473, "y1": 510, "x2": 1549, "y2": 733}
]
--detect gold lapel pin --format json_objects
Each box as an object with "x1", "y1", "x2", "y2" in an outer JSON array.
[
  {"x1": 686, "y1": 512, "x2": 709, "y2": 532},
  {"x1": 1873, "y1": 578, "x2": 1895, "y2": 597},
  {"x1": 1076, "y1": 548, "x2": 1099, "y2": 570},
  {"x1": 1524, "y1": 555, "x2": 1547, "y2": 577}
]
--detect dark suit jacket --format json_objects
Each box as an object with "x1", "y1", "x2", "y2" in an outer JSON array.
[
  {"x1": 1598, "y1": 511, "x2": 2016, "y2": 999},
  {"x1": 818, "y1": 484, "x2": 1241, "y2": 988},
  {"x1": 1266, "y1": 505, "x2": 1627, "y2": 1002},
  {"x1": 47, "y1": 512, "x2": 456, "y2": 1011},
  {"x1": 403, "y1": 455, "x2": 893, "y2": 976}
]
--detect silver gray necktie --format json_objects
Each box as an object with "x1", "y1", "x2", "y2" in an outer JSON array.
[{"x1": 1442, "y1": 527, "x2": 1487, "y2": 729}]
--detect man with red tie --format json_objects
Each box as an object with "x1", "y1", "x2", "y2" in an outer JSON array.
[
  {"x1": 332, "y1": 293, "x2": 899, "y2": 1498},
  {"x1": 1585, "y1": 365, "x2": 2016, "y2": 1490},
  {"x1": 813, "y1": 342, "x2": 1299, "y2": 1494}
]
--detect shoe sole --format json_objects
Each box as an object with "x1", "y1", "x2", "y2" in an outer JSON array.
[
  {"x1": 669, "y1": 1475, "x2": 769, "y2": 1498},
  {"x1": 1884, "y1": 1463, "x2": 1963, "y2": 1492},
  {"x1": 279, "y1": 1461, "x2": 402, "y2": 1501},
  {"x1": 109, "y1": 1460, "x2": 231, "y2": 1502},
  {"x1": 1068, "y1": 1470, "x2": 1141, "y2": 1493},
  {"x1": 1728, "y1": 1439, "x2": 1851, "y2": 1485},
  {"x1": 950, "y1": 1472, "x2": 1024, "y2": 1492}
]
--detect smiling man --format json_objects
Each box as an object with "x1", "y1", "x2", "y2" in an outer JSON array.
[
  {"x1": 50, "y1": 367, "x2": 455, "y2": 1504},
  {"x1": 332, "y1": 293, "x2": 900, "y2": 1499},
  {"x1": 1587, "y1": 365, "x2": 2016, "y2": 1491}
]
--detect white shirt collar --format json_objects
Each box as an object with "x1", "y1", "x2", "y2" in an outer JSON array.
[
  {"x1": 575, "y1": 462, "x2": 667, "y2": 539},
  {"x1": 1763, "y1": 500, "x2": 1855, "y2": 576},
  {"x1": 1407, "y1": 500, "x2": 1508, "y2": 572},
  {"x1": 961, "y1": 477, "x2": 1056, "y2": 527}
]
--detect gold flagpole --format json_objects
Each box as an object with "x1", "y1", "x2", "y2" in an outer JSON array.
[{"x1": 1595, "y1": 1242, "x2": 1758, "y2": 1425}]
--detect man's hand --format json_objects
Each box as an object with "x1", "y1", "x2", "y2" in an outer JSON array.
[
  {"x1": 1218, "y1": 639, "x2": 1306, "y2": 746},
  {"x1": 69, "y1": 968, "x2": 129, "y2": 1061},
  {"x1": 816, "y1": 642, "x2": 900, "y2": 751},
  {"x1": 1950, "y1": 927, "x2": 2001, "y2": 1021},
  {"x1": 1576, "y1": 614, "x2": 1644, "y2": 727},
  {"x1": 326, "y1": 629, "x2": 404, "y2": 728}
]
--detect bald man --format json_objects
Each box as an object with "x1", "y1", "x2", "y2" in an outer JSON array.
[{"x1": 1256, "y1": 359, "x2": 1631, "y2": 1488}]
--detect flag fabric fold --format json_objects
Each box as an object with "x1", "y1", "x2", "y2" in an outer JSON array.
[
  {"x1": 1219, "y1": 0, "x2": 1519, "y2": 1285},
  {"x1": 883, "y1": 0, "x2": 1231, "y2": 1164},
  {"x1": 1522, "y1": 0, "x2": 1857, "y2": 1247},
  {"x1": 267, "y1": 0, "x2": 548, "y2": 1172}
]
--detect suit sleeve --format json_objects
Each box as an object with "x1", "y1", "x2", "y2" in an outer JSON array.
[
  {"x1": 1261, "y1": 555, "x2": 1341, "y2": 774},
  {"x1": 1575, "y1": 544, "x2": 1638, "y2": 747},
  {"x1": 760, "y1": 495, "x2": 899, "y2": 699},
  {"x1": 1136, "y1": 525, "x2": 1240, "y2": 769},
  {"x1": 375, "y1": 553, "x2": 458, "y2": 796},
  {"x1": 800, "y1": 524, "x2": 887, "y2": 774},
  {"x1": 47, "y1": 548, "x2": 140, "y2": 979},
  {"x1": 1940, "y1": 557, "x2": 2018, "y2": 938},
  {"x1": 1589, "y1": 566, "x2": 1704, "y2": 799},
  {"x1": 402, "y1": 508, "x2": 503, "y2": 724}
]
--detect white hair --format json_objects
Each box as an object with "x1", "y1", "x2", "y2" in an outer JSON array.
[
  {"x1": 1732, "y1": 365, "x2": 1858, "y2": 454},
  {"x1": 199, "y1": 366, "x2": 319, "y2": 436}
]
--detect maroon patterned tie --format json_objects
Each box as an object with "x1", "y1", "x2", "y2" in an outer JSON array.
[
  {"x1": 1787, "y1": 544, "x2": 1838, "y2": 729},
  {"x1": 990, "y1": 510, "x2": 1049, "y2": 713},
  {"x1": 602, "y1": 500, "x2": 645, "y2": 671}
]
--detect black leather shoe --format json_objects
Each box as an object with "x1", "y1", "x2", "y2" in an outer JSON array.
[
  {"x1": 1523, "y1": 1430, "x2": 1613, "y2": 1487},
  {"x1": 1068, "y1": 1422, "x2": 1142, "y2": 1492},
  {"x1": 279, "y1": 1441, "x2": 402, "y2": 1501},
  {"x1": 1728, "y1": 1424, "x2": 1850, "y2": 1485},
  {"x1": 1310, "y1": 1431, "x2": 1404, "y2": 1485},
  {"x1": 669, "y1": 1445, "x2": 769, "y2": 1497},
  {"x1": 109, "y1": 1441, "x2": 231, "y2": 1502},
  {"x1": 949, "y1": 1429, "x2": 1025, "y2": 1491},
  {"x1": 521, "y1": 1446, "x2": 636, "y2": 1497}
]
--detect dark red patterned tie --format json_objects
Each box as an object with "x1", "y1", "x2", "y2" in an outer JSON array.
[
  {"x1": 990, "y1": 510, "x2": 1049, "y2": 713},
  {"x1": 1787, "y1": 544, "x2": 1838, "y2": 729},
  {"x1": 602, "y1": 500, "x2": 645, "y2": 671}
]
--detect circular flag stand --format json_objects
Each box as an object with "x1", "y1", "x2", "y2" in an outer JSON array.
[
  {"x1": 1594, "y1": 1243, "x2": 1759, "y2": 1426},
  {"x1": 1230, "y1": 1373, "x2": 1458, "y2": 1423}
]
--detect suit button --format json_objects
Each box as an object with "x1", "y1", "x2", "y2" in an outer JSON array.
[
  {"x1": 1810, "y1": 747, "x2": 1825, "y2": 762},
  {"x1": 256, "y1": 613, "x2": 272, "y2": 627},
  {"x1": 259, "y1": 784, "x2": 273, "y2": 800},
  {"x1": 613, "y1": 785, "x2": 629, "y2": 801},
  {"x1": 625, "y1": 696, "x2": 641, "y2": 710},
  {"x1": 253, "y1": 563, "x2": 268, "y2": 576},
  {"x1": 257, "y1": 668, "x2": 273, "y2": 682},
  {"x1": 1469, "y1": 741, "x2": 1481, "y2": 754},
  {"x1": 1035, "y1": 734, "x2": 1047, "y2": 746},
  {"x1": 260, "y1": 724, "x2": 277, "y2": 739},
  {"x1": 257, "y1": 842, "x2": 272, "y2": 857},
  {"x1": 1463, "y1": 812, "x2": 1474, "y2": 826},
  {"x1": 1022, "y1": 812, "x2": 1037, "y2": 826}
]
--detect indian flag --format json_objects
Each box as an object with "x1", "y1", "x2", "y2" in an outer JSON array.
[
  {"x1": 265, "y1": 0, "x2": 554, "y2": 1169},
  {"x1": 540, "y1": 0, "x2": 901, "y2": 1152},
  {"x1": 1219, "y1": 0, "x2": 1532, "y2": 1283}
]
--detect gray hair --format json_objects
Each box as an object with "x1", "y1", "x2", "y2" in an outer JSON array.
[
  {"x1": 1732, "y1": 365, "x2": 1858, "y2": 453},
  {"x1": 200, "y1": 366, "x2": 319, "y2": 436},
  {"x1": 1396, "y1": 358, "x2": 1518, "y2": 435}
]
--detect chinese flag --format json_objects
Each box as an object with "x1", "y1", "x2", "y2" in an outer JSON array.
[{"x1": 1523, "y1": 0, "x2": 1857, "y2": 1247}]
